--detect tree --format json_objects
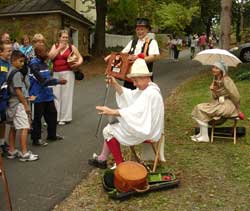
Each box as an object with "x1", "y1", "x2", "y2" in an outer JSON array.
[
  {"x1": 155, "y1": 2, "x2": 199, "y2": 34},
  {"x1": 199, "y1": 0, "x2": 220, "y2": 39},
  {"x1": 220, "y1": 0, "x2": 232, "y2": 49},
  {"x1": 232, "y1": 0, "x2": 250, "y2": 43},
  {"x1": 107, "y1": 0, "x2": 138, "y2": 34},
  {"x1": 93, "y1": 0, "x2": 107, "y2": 56}
]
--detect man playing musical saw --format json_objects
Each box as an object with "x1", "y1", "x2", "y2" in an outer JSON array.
[{"x1": 88, "y1": 58, "x2": 164, "y2": 169}]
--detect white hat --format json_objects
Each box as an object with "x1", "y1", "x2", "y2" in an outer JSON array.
[
  {"x1": 127, "y1": 58, "x2": 152, "y2": 78},
  {"x1": 213, "y1": 60, "x2": 228, "y2": 76}
]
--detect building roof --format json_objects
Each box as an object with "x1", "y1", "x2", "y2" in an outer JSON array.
[{"x1": 0, "y1": 0, "x2": 93, "y2": 26}]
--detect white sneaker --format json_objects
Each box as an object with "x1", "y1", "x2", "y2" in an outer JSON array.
[
  {"x1": 110, "y1": 163, "x2": 116, "y2": 170},
  {"x1": 7, "y1": 149, "x2": 21, "y2": 159},
  {"x1": 193, "y1": 136, "x2": 210, "y2": 143},
  {"x1": 190, "y1": 134, "x2": 201, "y2": 141},
  {"x1": 19, "y1": 151, "x2": 39, "y2": 162},
  {"x1": 58, "y1": 121, "x2": 66, "y2": 125}
]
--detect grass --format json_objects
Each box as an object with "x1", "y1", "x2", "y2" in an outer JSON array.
[{"x1": 54, "y1": 64, "x2": 250, "y2": 211}]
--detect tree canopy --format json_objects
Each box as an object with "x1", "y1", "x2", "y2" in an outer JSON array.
[{"x1": 155, "y1": 2, "x2": 199, "y2": 34}]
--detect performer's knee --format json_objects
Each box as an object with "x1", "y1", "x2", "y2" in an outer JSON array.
[{"x1": 103, "y1": 124, "x2": 113, "y2": 140}]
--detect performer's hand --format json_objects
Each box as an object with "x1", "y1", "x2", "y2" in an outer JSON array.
[
  {"x1": 106, "y1": 75, "x2": 117, "y2": 86},
  {"x1": 106, "y1": 75, "x2": 123, "y2": 95},
  {"x1": 96, "y1": 106, "x2": 119, "y2": 116}
]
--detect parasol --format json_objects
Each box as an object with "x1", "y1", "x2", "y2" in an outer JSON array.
[{"x1": 193, "y1": 48, "x2": 242, "y2": 67}]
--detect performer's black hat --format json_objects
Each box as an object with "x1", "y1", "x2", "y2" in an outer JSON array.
[{"x1": 135, "y1": 18, "x2": 151, "y2": 30}]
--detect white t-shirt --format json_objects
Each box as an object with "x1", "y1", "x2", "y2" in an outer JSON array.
[{"x1": 122, "y1": 36, "x2": 160, "y2": 56}]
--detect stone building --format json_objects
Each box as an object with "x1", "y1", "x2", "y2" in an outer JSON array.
[
  {"x1": 0, "y1": 0, "x2": 93, "y2": 56},
  {"x1": 61, "y1": 0, "x2": 96, "y2": 23}
]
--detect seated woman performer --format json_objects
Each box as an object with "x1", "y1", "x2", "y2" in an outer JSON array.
[
  {"x1": 88, "y1": 58, "x2": 164, "y2": 169},
  {"x1": 191, "y1": 60, "x2": 241, "y2": 143}
]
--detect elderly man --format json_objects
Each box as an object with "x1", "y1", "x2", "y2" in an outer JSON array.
[{"x1": 88, "y1": 58, "x2": 164, "y2": 169}]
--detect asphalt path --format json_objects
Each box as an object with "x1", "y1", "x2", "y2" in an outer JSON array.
[{"x1": 0, "y1": 51, "x2": 205, "y2": 211}]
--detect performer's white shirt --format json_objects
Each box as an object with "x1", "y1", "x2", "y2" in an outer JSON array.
[
  {"x1": 104, "y1": 82, "x2": 164, "y2": 146},
  {"x1": 121, "y1": 35, "x2": 160, "y2": 56}
]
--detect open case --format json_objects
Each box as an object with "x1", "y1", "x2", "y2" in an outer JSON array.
[{"x1": 102, "y1": 170, "x2": 180, "y2": 200}]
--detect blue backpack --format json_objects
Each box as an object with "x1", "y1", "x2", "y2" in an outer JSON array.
[{"x1": 0, "y1": 70, "x2": 20, "y2": 122}]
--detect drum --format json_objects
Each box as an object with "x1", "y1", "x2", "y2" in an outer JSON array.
[
  {"x1": 105, "y1": 52, "x2": 132, "y2": 82},
  {"x1": 114, "y1": 161, "x2": 149, "y2": 193}
]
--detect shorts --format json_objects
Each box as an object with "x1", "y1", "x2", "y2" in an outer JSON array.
[{"x1": 9, "y1": 103, "x2": 30, "y2": 130}]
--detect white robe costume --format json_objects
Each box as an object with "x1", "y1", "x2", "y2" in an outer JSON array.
[{"x1": 103, "y1": 82, "x2": 165, "y2": 160}]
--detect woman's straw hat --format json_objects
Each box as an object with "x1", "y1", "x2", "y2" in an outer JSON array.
[{"x1": 127, "y1": 58, "x2": 152, "y2": 78}]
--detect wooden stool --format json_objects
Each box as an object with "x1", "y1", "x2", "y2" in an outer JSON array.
[
  {"x1": 0, "y1": 155, "x2": 12, "y2": 211},
  {"x1": 130, "y1": 134, "x2": 164, "y2": 172},
  {"x1": 211, "y1": 117, "x2": 238, "y2": 144}
]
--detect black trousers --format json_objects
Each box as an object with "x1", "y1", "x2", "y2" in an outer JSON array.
[{"x1": 31, "y1": 101, "x2": 57, "y2": 142}]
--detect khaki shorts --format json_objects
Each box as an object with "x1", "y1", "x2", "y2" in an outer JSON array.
[{"x1": 11, "y1": 103, "x2": 30, "y2": 130}]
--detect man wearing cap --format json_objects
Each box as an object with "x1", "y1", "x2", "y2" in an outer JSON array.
[
  {"x1": 88, "y1": 58, "x2": 164, "y2": 169},
  {"x1": 191, "y1": 61, "x2": 240, "y2": 142},
  {"x1": 122, "y1": 18, "x2": 160, "y2": 89}
]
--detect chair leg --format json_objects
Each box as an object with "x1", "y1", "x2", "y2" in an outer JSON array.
[
  {"x1": 211, "y1": 121, "x2": 215, "y2": 143},
  {"x1": 150, "y1": 143, "x2": 157, "y2": 154},
  {"x1": 152, "y1": 137, "x2": 163, "y2": 172},
  {"x1": 130, "y1": 146, "x2": 141, "y2": 163},
  {"x1": 233, "y1": 119, "x2": 237, "y2": 144}
]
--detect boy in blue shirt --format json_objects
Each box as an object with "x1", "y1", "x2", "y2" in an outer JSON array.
[
  {"x1": 29, "y1": 45, "x2": 66, "y2": 146},
  {"x1": 0, "y1": 41, "x2": 12, "y2": 156}
]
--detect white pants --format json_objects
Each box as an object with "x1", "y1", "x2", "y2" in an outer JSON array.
[{"x1": 53, "y1": 71, "x2": 75, "y2": 122}]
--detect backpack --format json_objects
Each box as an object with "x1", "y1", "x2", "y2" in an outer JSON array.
[{"x1": 0, "y1": 70, "x2": 20, "y2": 122}]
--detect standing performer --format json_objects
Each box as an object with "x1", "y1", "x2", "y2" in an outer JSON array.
[
  {"x1": 88, "y1": 58, "x2": 164, "y2": 169},
  {"x1": 105, "y1": 18, "x2": 160, "y2": 89},
  {"x1": 191, "y1": 61, "x2": 240, "y2": 142}
]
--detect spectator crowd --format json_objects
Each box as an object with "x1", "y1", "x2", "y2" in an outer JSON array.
[{"x1": 0, "y1": 31, "x2": 83, "y2": 161}]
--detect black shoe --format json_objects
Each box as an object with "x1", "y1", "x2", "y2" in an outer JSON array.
[
  {"x1": 88, "y1": 157, "x2": 107, "y2": 169},
  {"x1": 47, "y1": 135, "x2": 64, "y2": 141},
  {"x1": 1, "y1": 142, "x2": 10, "y2": 156},
  {"x1": 32, "y1": 139, "x2": 48, "y2": 147}
]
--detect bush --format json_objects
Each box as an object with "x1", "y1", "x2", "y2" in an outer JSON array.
[{"x1": 230, "y1": 63, "x2": 250, "y2": 81}]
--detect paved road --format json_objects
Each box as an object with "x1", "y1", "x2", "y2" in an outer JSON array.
[{"x1": 0, "y1": 50, "x2": 204, "y2": 211}]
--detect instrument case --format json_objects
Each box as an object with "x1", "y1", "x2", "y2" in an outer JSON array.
[{"x1": 102, "y1": 170, "x2": 180, "y2": 200}]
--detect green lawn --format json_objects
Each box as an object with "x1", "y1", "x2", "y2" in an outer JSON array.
[{"x1": 54, "y1": 64, "x2": 250, "y2": 211}]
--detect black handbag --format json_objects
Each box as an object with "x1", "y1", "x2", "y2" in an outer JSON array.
[{"x1": 74, "y1": 70, "x2": 84, "y2": 81}]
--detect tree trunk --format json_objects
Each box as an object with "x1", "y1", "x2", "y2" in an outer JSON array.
[
  {"x1": 219, "y1": 0, "x2": 232, "y2": 49},
  {"x1": 93, "y1": 0, "x2": 107, "y2": 56},
  {"x1": 240, "y1": 0, "x2": 244, "y2": 42}
]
